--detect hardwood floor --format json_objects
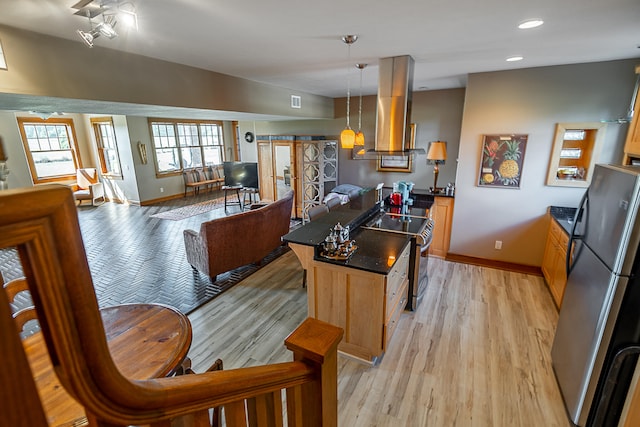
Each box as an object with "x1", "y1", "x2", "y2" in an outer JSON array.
[
  {"x1": 188, "y1": 252, "x2": 571, "y2": 426},
  {"x1": 1, "y1": 189, "x2": 279, "y2": 314},
  {"x1": 2, "y1": 192, "x2": 570, "y2": 426}
]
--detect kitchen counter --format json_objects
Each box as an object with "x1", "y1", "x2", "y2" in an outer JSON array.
[
  {"x1": 284, "y1": 189, "x2": 434, "y2": 363},
  {"x1": 283, "y1": 190, "x2": 414, "y2": 275},
  {"x1": 549, "y1": 205, "x2": 577, "y2": 235}
]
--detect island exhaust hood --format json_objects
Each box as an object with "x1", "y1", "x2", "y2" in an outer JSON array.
[{"x1": 365, "y1": 55, "x2": 425, "y2": 157}]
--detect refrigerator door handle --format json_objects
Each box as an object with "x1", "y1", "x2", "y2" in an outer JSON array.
[{"x1": 567, "y1": 190, "x2": 588, "y2": 275}]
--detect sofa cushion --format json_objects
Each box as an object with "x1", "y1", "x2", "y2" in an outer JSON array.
[{"x1": 331, "y1": 184, "x2": 362, "y2": 195}]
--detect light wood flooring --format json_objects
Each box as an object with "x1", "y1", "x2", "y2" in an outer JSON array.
[
  {"x1": 1, "y1": 192, "x2": 571, "y2": 426},
  {"x1": 187, "y1": 251, "x2": 572, "y2": 427}
]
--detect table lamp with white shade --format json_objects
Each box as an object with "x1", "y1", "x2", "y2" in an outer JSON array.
[{"x1": 426, "y1": 141, "x2": 447, "y2": 193}]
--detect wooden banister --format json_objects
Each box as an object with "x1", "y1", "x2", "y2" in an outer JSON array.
[
  {"x1": 0, "y1": 185, "x2": 343, "y2": 427},
  {"x1": 0, "y1": 274, "x2": 49, "y2": 427}
]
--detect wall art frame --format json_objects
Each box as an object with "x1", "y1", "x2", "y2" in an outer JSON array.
[
  {"x1": 478, "y1": 133, "x2": 528, "y2": 189},
  {"x1": 377, "y1": 123, "x2": 416, "y2": 172}
]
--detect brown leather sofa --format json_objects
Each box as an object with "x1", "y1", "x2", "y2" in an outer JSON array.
[{"x1": 183, "y1": 190, "x2": 294, "y2": 281}]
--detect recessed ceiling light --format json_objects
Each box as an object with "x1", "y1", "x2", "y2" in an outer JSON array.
[
  {"x1": 518, "y1": 19, "x2": 544, "y2": 29},
  {"x1": 506, "y1": 56, "x2": 524, "y2": 62}
]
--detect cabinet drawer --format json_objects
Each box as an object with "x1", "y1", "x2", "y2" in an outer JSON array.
[
  {"x1": 385, "y1": 244, "x2": 410, "y2": 318},
  {"x1": 549, "y1": 219, "x2": 563, "y2": 241},
  {"x1": 389, "y1": 244, "x2": 410, "y2": 278},
  {"x1": 557, "y1": 226, "x2": 569, "y2": 249},
  {"x1": 384, "y1": 281, "x2": 407, "y2": 349},
  {"x1": 549, "y1": 218, "x2": 570, "y2": 250},
  {"x1": 386, "y1": 276, "x2": 408, "y2": 319}
]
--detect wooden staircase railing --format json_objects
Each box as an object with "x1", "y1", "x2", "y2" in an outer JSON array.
[{"x1": 0, "y1": 185, "x2": 343, "y2": 427}]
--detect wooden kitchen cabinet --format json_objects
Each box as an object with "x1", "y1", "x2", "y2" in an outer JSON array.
[
  {"x1": 623, "y1": 66, "x2": 640, "y2": 164},
  {"x1": 257, "y1": 135, "x2": 337, "y2": 219},
  {"x1": 542, "y1": 218, "x2": 570, "y2": 308},
  {"x1": 429, "y1": 196, "x2": 454, "y2": 259},
  {"x1": 289, "y1": 242, "x2": 410, "y2": 363}
]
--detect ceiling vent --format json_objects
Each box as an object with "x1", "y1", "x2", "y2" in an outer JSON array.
[{"x1": 291, "y1": 95, "x2": 301, "y2": 109}]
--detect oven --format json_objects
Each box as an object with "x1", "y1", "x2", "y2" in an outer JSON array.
[{"x1": 362, "y1": 209, "x2": 433, "y2": 311}]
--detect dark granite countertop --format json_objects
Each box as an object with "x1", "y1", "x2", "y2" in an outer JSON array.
[
  {"x1": 549, "y1": 206, "x2": 577, "y2": 235},
  {"x1": 314, "y1": 228, "x2": 411, "y2": 274},
  {"x1": 282, "y1": 190, "x2": 412, "y2": 275}
]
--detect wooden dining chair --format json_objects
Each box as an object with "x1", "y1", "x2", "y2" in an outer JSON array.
[{"x1": 0, "y1": 184, "x2": 343, "y2": 427}]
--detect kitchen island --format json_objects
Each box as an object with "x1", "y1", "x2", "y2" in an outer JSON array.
[{"x1": 283, "y1": 190, "x2": 429, "y2": 363}]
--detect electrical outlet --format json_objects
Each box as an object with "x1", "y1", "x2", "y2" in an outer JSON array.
[
  {"x1": 495, "y1": 240, "x2": 502, "y2": 250},
  {"x1": 160, "y1": 187, "x2": 164, "y2": 193}
]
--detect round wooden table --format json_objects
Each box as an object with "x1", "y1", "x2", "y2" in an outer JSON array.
[{"x1": 25, "y1": 303, "x2": 192, "y2": 426}]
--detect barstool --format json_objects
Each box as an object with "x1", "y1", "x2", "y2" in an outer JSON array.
[
  {"x1": 221, "y1": 185, "x2": 243, "y2": 210},
  {"x1": 241, "y1": 187, "x2": 259, "y2": 209}
]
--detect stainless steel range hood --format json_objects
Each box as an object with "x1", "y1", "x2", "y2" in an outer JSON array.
[{"x1": 365, "y1": 55, "x2": 425, "y2": 157}]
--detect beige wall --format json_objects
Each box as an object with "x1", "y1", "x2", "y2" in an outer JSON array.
[
  {"x1": 451, "y1": 59, "x2": 639, "y2": 266},
  {"x1": 238, "y1": 88, "x2": 465, "y2": 191},
  {"x1": 1, "y1": 23, "x2": 639, "y2": 266},
  {"x1": 0, "y1": 24, "x2": 334, "y2": 119}
]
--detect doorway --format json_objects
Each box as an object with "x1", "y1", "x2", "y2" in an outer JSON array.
[{"x1": 274, "y1": 144, "x2": 292, "y2": 200}]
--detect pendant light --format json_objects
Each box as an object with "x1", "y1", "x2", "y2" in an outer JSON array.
[
  {"x1": 340, "y1": 35, "x2": 357, "y2": 149},
  {"x1": 354, "y1": 63, "x2": 367, "y2": 156}
]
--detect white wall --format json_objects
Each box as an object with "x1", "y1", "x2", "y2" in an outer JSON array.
[
  {"x1": 0, "y1": 111, "x2": 32, "y2": 189},
  {"x1": 0, "y1": 111, "x2": 97, "y2": 190},
  {"x1": 451, "y1": 59, "x2": 638, "y2": 266}
]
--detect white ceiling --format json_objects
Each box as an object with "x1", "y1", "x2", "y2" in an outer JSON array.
[{"x1": 0, "y1": 0, "x2": 639, "y2": 109}]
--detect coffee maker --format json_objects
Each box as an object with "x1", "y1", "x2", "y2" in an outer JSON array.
[
  {"x1": 390, "y1": 181, "x2": 415, "y2": 208},
  {"x1": 397, "y1": 181, "x2": 414, "y2": 206}
]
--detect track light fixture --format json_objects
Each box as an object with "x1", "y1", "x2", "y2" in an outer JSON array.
[
  {"x1": 76, "y1": 28, "x2": 99, "y2": 48},
  {"x1": 96, "y1": 16, "x2": 118, "y2": 38},
  {"x1": 73, "y1": 1, "x2": 137, "y2": 48},
  {"x1": 77, "y1": 13, "x2": 118, "y2": 47}
]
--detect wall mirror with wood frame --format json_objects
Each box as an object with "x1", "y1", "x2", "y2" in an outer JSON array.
[{"x1": 546, "y1": 122, "x2": 606, "y2": 188}]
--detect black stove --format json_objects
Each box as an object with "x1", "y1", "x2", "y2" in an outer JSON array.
[
  {"x1": 362, "y1": 202, "x2": 434, "y2": 311},
  {"x1": 362, "y1": 204, "x2": 431, "y2": 241}
]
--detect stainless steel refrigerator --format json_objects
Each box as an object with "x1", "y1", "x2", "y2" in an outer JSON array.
[{"x1": 551, "y1": 164, "x2": 640, "y2": 427}]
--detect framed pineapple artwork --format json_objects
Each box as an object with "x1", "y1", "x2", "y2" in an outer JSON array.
[{"x1": 478, "y1": 134, "x2": 528, "y2": 189}]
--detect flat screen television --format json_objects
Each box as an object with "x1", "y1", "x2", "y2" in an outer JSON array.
[{"x1": 223, "y1": 162, "x2": 259, "y2": 189}]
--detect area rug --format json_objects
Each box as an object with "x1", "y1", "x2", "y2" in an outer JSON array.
[{"x1": 151, "y1": 197, "x2": 226, "y2": 220}]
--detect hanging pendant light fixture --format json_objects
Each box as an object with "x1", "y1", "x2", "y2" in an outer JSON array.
[
  {"x1": 354, "y1": 63, "x2": 367, "y2": 156},
  {"x1": 340, "y1": 35, "x2": 357, "y2": 149}
]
